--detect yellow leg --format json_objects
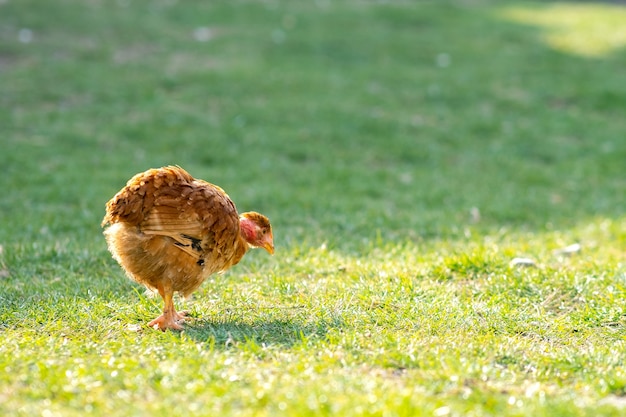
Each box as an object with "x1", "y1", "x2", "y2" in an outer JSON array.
[{"x1": 147, "y1": 286, "x2": 188, "y2": 331}]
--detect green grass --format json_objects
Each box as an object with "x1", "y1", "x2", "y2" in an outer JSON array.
[{"x1": 1, "y1": 0, "x2": 626, "y2": 415}]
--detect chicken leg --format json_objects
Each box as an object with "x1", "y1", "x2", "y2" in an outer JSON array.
[{"x1": 148, "y1": 285, "x2": 188, "y2": 331}]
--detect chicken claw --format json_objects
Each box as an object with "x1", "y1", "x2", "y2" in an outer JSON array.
[{"x1": 148, "y1": 310, "x2": 188, "y2": 331}]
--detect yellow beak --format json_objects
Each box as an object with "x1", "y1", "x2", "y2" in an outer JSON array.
[
  {"x1": 263, "y1": 241, "x2": 275, "y2": 255},
  {"x1": 262, "y1": 233, "x2": 274, "y2": 255}
]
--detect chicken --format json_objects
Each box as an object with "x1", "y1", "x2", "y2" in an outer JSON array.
[{"x1": 101, "y1": 166, "x2": 274, "y2": 331}]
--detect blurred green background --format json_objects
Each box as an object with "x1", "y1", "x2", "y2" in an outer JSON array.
[{"x1": 2, "y1": 0, "x2": 624, "y2": 252}]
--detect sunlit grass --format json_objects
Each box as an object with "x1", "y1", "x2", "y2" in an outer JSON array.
[
  {"x1": 2, "y1": 219, "x2": 626, "y2": 416},
  {"x1": 499, "y1": 3, "x2": 626, "y2": 57}
]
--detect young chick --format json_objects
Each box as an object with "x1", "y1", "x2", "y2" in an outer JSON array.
[{"x1": 102, "y1": 166, "x2": 274, "y2": 330}]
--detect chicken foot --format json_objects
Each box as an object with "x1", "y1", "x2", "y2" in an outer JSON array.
[{"x1": 148, "y1": 286, "x2": 188, "y2": 331}]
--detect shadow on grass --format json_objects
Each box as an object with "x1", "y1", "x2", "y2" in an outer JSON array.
[{"x1": 179, "y1": 314, "x2": 338, "y2": 349}]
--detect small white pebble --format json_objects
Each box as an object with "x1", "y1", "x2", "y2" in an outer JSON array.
[
  {"x1": 193, "y1": 27, "x2": 213, "y2": 42},
  {"x1": 436, "y1": 53, "x2": 451, "y2": 68},
  {"x1": 272, "y1": 29, "x2": 286, "y2": 44},
  {"x1": 434, "y1": 406, "x2": 451, "y2": 416},
  {"x1": 553, "y1": 243, "x2": 581, "y2": 256},
  {"x1": 126, "y1": 324, "x2": 143, "y2": 332},
  {"x1": 18, "y1": 28, "x2": 33, "y2": 43},
  {"x1": 510, "y1": 257, "x2": 536, "y2": 267},
  {"x1": 469, "y1": 207, "x2": 481, "y2": 223}
]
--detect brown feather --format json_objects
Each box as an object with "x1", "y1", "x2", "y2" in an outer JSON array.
[{"x1": 102, "y1": 166, "x2": 253, "y2": 298}]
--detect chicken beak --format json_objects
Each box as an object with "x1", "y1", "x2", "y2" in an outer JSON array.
[{"x1": 262, "y1": 233, "x2": 275, "y2": 255}]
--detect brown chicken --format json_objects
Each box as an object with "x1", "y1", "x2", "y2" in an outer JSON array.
[{"x1": 101, "y1": 166, "x2": 274, "y2": 331}]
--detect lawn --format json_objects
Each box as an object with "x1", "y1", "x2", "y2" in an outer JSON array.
[{"x1": 1, "y1": 0, "x2": 626, "y2": 415}]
